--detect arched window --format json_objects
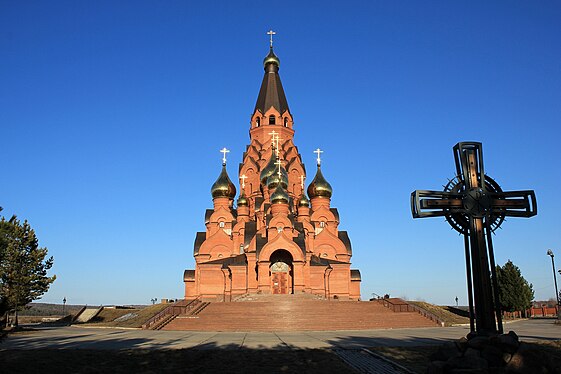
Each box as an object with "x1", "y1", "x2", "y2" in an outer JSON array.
[
  {"x1": 269, "y1": 115, "x2": 275, "y2": 125},
  {"x1": 256, "y1": 118, "x2": 260, "y2": 127},
  {"x1": 219, "y1": 221, "x2": 225, "y2": 228},
  {"x1": 284, "y1": 118, "x2": 288, "y2": 127}
]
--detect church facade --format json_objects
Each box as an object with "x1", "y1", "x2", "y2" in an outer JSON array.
[{"x1": 184, "y1": 42, "x2": 361, "y2": 301}]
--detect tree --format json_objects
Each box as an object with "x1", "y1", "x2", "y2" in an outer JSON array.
[
  {"x1": 496, "y1": 260, "x2": 534, "y2": 316},
  {"x1": 0, "y1": 215, "x2": 56, "y2": 326}
]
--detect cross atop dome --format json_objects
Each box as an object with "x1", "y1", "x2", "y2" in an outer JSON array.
[
  {"x1": 220, "y1": 147, "x2": 230, "y2": 165},
  {"x1": 267, "y1": 29, "x2": 276, "y2": 48},
  {"x1": 314, "y1": 148, "x2": 323, "y2": 166}
]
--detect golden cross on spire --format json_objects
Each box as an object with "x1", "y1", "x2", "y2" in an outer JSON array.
[
  {"x1": 240, "y1": 174, "x2": 248, "y2": 189},
  {"x1": 220, "y1": 147, "x2": 230, "y2": 165},
  {"x1": 314, "y1": 148, "x2": 323, "y2": 166},
  {"x1": 267, "y1": 29, "x2": 276, "y2": 48}
]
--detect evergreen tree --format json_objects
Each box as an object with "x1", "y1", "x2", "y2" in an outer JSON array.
[
  {"x1": 0, "y1": 215, "x2": 56, "y2": 325},
  {"x1": 496, "y1": 260, "x2": 534, "y2": 315}
]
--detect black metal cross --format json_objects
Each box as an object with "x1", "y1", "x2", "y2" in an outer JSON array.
[{"x1": 411, "y1": 142, "x2": 537, "y2": 336}]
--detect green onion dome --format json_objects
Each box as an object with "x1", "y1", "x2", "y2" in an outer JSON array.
[
  {"x1": 237, "y1": 191, "x2": 248, "y2": 206},
  {"x1": 271, "y1": 184, "x2": 289, "y2": 205},
  {"x1": 266, "y1": 166, "x2": 288, "y2": 190},
  {"x1": 211, "y1": 165, "x2": 236, "y2": 199},
  {"x1": 307, "y1": 165, "x2": 332, "y2": 199},
  {"x1": 298, "y1": 193, "x2": 310, "y2": 207},
  {"x1": 263, "y1": 47, "x2": 280, "y2": 68},
  {"x1": 260, "y1": 150, "x2": 278, "y2": 186}
]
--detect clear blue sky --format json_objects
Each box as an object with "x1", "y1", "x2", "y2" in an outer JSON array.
[{"x1": 1, "y1": 1, "x2": 560, "y2": 306}]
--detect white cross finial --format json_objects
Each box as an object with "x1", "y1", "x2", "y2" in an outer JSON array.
[
  {"x1": 220, "y1": 147, "x2": 230, "y2": 165},
  {"x1": 267, "y1": 29, "x2": 276, "y2": 48},
  {"x1": 268, "y1": 130, "x2": 282, "y2": 156},
  {"x1": 268, "y1": 130, "x2": 278, "y2": 146},
  {"x1": 240, "y1": 174, "x2": 248, "y2": 189},
  {"x1": 314, "y1": 148, "x2": 323, "y2": 166},
  {"x1": 274, "y1": 159, "x2": 283, "y2": 178},
  {"x1": 300, "y1": 175, "x2": 306, "y2": 189},
  {"x1": 275, "y1": 136, "x2": 283, "y2": 157}
]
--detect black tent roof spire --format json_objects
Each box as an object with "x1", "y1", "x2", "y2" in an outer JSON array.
[{"x1": 254, "y1": 30, "x2": 290, "y2": 115}]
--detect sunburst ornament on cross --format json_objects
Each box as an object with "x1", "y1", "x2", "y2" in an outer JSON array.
[{"x1": 411, "y1": 142, "x2": 537, "y2": 337}]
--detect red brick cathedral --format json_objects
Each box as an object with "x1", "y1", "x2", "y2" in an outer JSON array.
[{"x1": 184, "y1": 40, "x2": 361, "y2": 301}]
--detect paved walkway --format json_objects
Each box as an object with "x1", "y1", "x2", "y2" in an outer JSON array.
[{"x1": 2, "y1": 319, "x2": 559, "y2": 351}]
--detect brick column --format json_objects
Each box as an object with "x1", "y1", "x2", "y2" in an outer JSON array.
[
  {"x1": 257, "y1": 261, "x2": 271, "y2": 293},
  {"x1": 221, "y1": 269, "x2": 232, "y2": 302},
  {"x1": 293, "y1": 261, "x2": 305, "y2": 293},
  {"x1": 246, "y1": 253, "x2": 258, "y2": 294}
]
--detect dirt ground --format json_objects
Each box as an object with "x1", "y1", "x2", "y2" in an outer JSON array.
[
  {"x1": 369, "y1": 340, "x2": 561, "y2": 374},
  {"x1": 369, "y1": 345, "x2": 438, "y2": 373},
  {"x1": 0, "y1": 348, "x2": 354, "y2": 374},
  {"x1": 82, "y1": 303, "x2": 169, "y2": 328}
]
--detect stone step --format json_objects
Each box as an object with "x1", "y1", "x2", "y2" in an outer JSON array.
[{"x1": 163, "y1": 299, "x2": 438, "y2": 331}]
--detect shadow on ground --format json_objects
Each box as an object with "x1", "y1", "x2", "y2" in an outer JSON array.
[{"x1": 0, "y1": 330, "x2": 454, "y2": 373}]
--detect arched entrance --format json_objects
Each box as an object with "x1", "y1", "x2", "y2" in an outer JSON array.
[{"x1": 269, "y1": 249, "x2": 293, "y2": 294}]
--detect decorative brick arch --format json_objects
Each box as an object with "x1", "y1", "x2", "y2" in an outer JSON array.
[{"x1": 259, "y1": 233, "x2": 304, "y2": 262}]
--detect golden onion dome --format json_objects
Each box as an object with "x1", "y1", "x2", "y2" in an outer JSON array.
[
  {"x1": 263, "y1": 47, "x2": 280, "y2": 68},
  {"x1": 260, "y1": 150, "x2": 278, "y2": 185},
  {"x1": 211, "y1": 165, "x2": 236, "y2": 199},
  {"x1": 271, "y1": 184, "x2": 289, "y2": 205},
  {"x1": 237, "y1": 191, "x2": 248, "y2": 206},
  {"x1": 307, "y1": 165, "x2": 332, "y2": 199},
  {"x1": 298, "y1": 193, "x2": 310, "y2": 207},
  {"x1": 267, "y1": 166, "x2": 288, "y2": 190}
]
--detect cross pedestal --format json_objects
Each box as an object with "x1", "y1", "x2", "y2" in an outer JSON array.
[{"x1": 411, "y1": 142, "x2": 537, "y2": 336}]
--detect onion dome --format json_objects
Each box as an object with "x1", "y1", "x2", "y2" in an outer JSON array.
[
  {"x1": 271, "y1": 184, "x2": 289, "y2": 205},
  {"x1": 211, "y1": 165, "x2": 236, "y2": 199},
  {"x1": 307, "y1": 165, "x2": 332, "y2": 199},
  {"x1": 237, "y1": 191, "x2": 248, "y2": 206},
  {"x1": 260, "y1": 150, "x2": 278, "y2": 185},
  {"x1": 298, "y1": 193, "x2": 310, "y2": 207},
  {"x1": 263, "y1": 47, "x2": 280, "y2": 68},
  {"x1": 267, "y1": 167, "x2": 288, "y2": 190}
]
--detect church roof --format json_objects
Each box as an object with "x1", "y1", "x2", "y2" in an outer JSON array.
[
  {"x1": 338, "y1": 231, "x2": 352, "y2": 255},
  {"x1": 351, "y1": 270, "x2": 361, "y2": 281},
  {"x1": 203, "y1": 254, "x2": 248, "y2": 267},
  {"x1": 254, "y1": 47, "x2": 290, "y2": 115},
  {"x1": 193, "y1": 232, "x2": 206, "y2": 255},
  {"x1": 183, "y1": 270, "x2": 195, "y2": 281}
]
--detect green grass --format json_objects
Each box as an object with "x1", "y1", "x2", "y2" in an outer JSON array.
[{"x1": 408, "y1": 301, "x2": 470, "y2": 326}]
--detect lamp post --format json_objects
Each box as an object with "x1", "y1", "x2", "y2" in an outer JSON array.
[
  {"x1": 62, "y1": 297, "x2": 67, "y2": 315},
  {"x1": 547, "y1": 249, "x2": 560, "y2": 319}
]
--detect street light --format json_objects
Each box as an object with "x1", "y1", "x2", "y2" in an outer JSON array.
[
  {"x1": 547, "y1": 249, "x2": 560, "y2": 319},
  {"x1": 62, "y1": 297, "x2": 67, "y2": 315}
]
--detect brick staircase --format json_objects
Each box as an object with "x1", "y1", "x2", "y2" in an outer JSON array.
[{"x1": 162, "y1": 294, "x2": 438, "y2": 331}]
